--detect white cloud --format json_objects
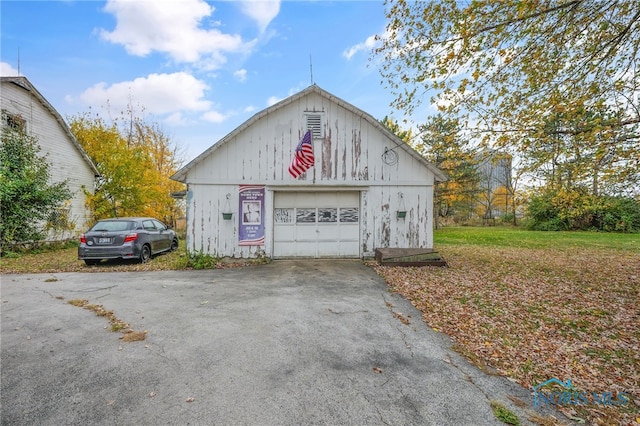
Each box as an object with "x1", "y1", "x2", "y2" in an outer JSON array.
[
  {"x1": 343, "y1": 34, "x2": 379, "y2": 60},
  {"x1": 238, "y1": 0, "x2": 280, "y2": 33},
  {"x1": 266, "y1": 95, "x2": 282, "y2": 106},
  {"x1": 234, "y1": 69, "x2": 248, "y2": 82},
  {"x1": 99, "y1": 0, "x2": 251, "y2": 67},
  {"x1": 77, "y1": 72, "x2": 211, "y2": 115},
  {"x1": 0, "y1": 62, "x2": 20, "y2": 76},
  {"x1": 201, "y1": 110, "x2": 227, "y2": 123},
  {"x1": 244, "y1": 105, "x2": 257, "y2": 113},
  {"x1": 265, "y1": 85, "x2": 304, "y2": 107},
  {"x1": 165, "y1": 112, "x2": 187, "y2": 126}
]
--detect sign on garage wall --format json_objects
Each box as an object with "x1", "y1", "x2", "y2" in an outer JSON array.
[{"x1": 239, "y1": 185, "x2": 265, "y2": 246}]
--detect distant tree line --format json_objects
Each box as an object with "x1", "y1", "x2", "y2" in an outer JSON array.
[{"x1": 382, "y1": 114, "x2": 640, "y2": 232}]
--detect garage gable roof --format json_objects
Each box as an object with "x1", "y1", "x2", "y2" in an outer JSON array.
[
  {"x1": 171, "y1": 84, "x2": 446, "y2": 182},
  {"x1": 1, "y1": 76, "x2": 100, "y2": 177}
]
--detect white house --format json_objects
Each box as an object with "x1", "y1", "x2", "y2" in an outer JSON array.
[
  {"x1": 171, "y1": 85, "x2": 446, "y2": 259},
  {"x1": 1, "y1": 76, "x2": 99, "y2": 240}
]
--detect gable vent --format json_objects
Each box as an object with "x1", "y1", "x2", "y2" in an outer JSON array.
[{"x1": 305, "y1": 114, "x2": 323, "y2": 139}]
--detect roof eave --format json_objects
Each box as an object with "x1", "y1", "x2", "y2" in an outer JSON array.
[{"x1": 1, "y1": 76, "x2": 101, "y2": 178}]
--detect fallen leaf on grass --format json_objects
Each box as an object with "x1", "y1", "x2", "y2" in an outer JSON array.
[
  {"x1": 527, "y1": 413, "x2": 560, "y2": 426},
  {"x1": 370, "y1": 244, "x2": 640, "y2": 425},
  {"x1": 560, "y1": 408, "x2": 585, "y2": 424}
]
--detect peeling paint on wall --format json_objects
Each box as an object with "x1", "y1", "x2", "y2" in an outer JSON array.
[
  {"x1": 351, "y1": 129, "x2": 361, "y2": 179},
  {"x1": 381, "y1": 202, "x2": 390, "y2": 247},
  {"x1": 273, "y1": 143, "x2": 277, "y2": 180},
  {"x1": 321, "y1": 137, "x2": 332, "y2": 179}
]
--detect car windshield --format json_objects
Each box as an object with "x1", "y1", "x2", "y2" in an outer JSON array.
[{"x1": 90, "y1": 220, "x2": 135, "y2": 232}]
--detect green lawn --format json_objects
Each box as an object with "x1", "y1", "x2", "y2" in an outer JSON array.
[{"x1": 434, "y1": 225, "x2": 639, "y2": 251}]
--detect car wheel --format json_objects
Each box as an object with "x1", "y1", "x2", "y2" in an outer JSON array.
[
  {"x1": 139, "y1": 244, "x2": 151, "y2": 263},
  {"x1": 84, "y1": 259, "x2": 99, "y2": 266},
  {"x1": 170, "y1": 238, "x2": 179, "y2": 251}
]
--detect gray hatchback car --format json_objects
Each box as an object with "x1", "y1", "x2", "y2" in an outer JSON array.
[{"x1": 78, "y1": 217, "x2": 179, "y2": 265}]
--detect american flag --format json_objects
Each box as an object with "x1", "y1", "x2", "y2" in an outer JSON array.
[{"x1": 288, "y1": 130, "x2": 315, "y2": 178}]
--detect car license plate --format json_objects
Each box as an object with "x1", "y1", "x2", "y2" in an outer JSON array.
[{"x1": 99, "y1": 237, "x2": 110, "y2": 244}]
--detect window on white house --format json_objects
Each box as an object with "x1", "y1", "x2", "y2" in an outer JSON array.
[
  {"x1": 3, "y1": 111, "x2": 26, "y2": 132},
  {"x1": 46, "y1": 206, "x2": 73, "y2": 231}
]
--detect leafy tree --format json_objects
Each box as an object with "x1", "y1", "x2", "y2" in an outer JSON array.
[
  {"x1": 375, "y1": 0, "x2": 640, "y2": 196},
  {"x1": 380, "y1": 115, "x2": 413, "y2": 143},
  {"x1": 491, "y1": 186, "x2": 512, "y2": 219},
  {"x1": 128, "y1": 120, "x2": 185, "y2": 226},
  {"x1": 0, "y1": 125, "x2": 71, "y2": 250},
  {"x1": 69, "y1": 112, "x2": 184, "y2": 225},
  {"x1": 415, "y1": 115, "x2": 480, "y2": 223},
  {"x1": 523, "y1": 104, "x2": 639, "y2": 195}
]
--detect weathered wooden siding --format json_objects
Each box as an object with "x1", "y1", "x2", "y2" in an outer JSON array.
[
  {"x1": 186, "y1": 182, "x2": 435, "y2": 258},
  {"x1": 186, "y1": 184, "x2": 270, "y2": 258},
  {"x1": 361, "y1": 185, "x2": 433, "y2": 256},
  {"x1": 179, "y1": 87, "x2": 440, "y2": 258},
  {"x1": 184, "y1": 92, "x2": 432, "y2": 185},
  {"x1": 1, "y1": 81, "x2": 96, "y2": 236}
]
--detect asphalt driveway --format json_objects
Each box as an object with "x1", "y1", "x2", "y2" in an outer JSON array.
[{"x1": 1, "y1": 260, "x2": 553, "y2": 425}]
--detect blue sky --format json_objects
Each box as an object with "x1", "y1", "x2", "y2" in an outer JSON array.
[{"x1": 1, "y1": 0, "x2": 419, "y2": 163}]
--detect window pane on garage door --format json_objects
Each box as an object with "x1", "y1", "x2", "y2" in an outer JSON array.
[
  {"x1": 296, "y1": 208, "x2": 316, "y2": 223},
  {"x1": 318, "y1": 208, "x2": 337, "y2": 222},
  {"x1": 339, "y1": 208, "x2": 359, "y2": 223}
]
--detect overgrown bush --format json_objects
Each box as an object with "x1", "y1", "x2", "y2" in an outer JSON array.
[
  {"x1": 526, "y1": 190, "x2": 640, "y2": 232},
  {"x1": 1, "y1": 126, "x2": 71, "y2": 252}
]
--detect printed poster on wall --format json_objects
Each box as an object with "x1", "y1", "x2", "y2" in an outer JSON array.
[{"x1": 238, "y1": 185, "x2": 265, "y2": 246}]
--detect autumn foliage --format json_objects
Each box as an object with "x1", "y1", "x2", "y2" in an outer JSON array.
[
  {"x1": 376, "y1": 0, "x2": 640, "y2": 221},
  {"x1": 69, "y1": 113, "x2": 184, "y2": 226}
]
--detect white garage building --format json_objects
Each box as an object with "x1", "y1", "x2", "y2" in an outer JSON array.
[{"x1": 171, "y1": 85, "x2": 446, "y2": 259}]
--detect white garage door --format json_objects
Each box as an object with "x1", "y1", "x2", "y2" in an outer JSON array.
[{"x1": 273, "y1": 192, "x2": 360, "y2": 258}]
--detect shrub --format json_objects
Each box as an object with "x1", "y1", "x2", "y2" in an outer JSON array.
[
  {"x1": 526, "y1": 190, "x2": 640, "y2": 232},
  {"x1": 1, "y1": 126, "x2": 71, "y2": 252},
  {"x1": 187, "y1": 251, "x2": 219, "y2": 269}
]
